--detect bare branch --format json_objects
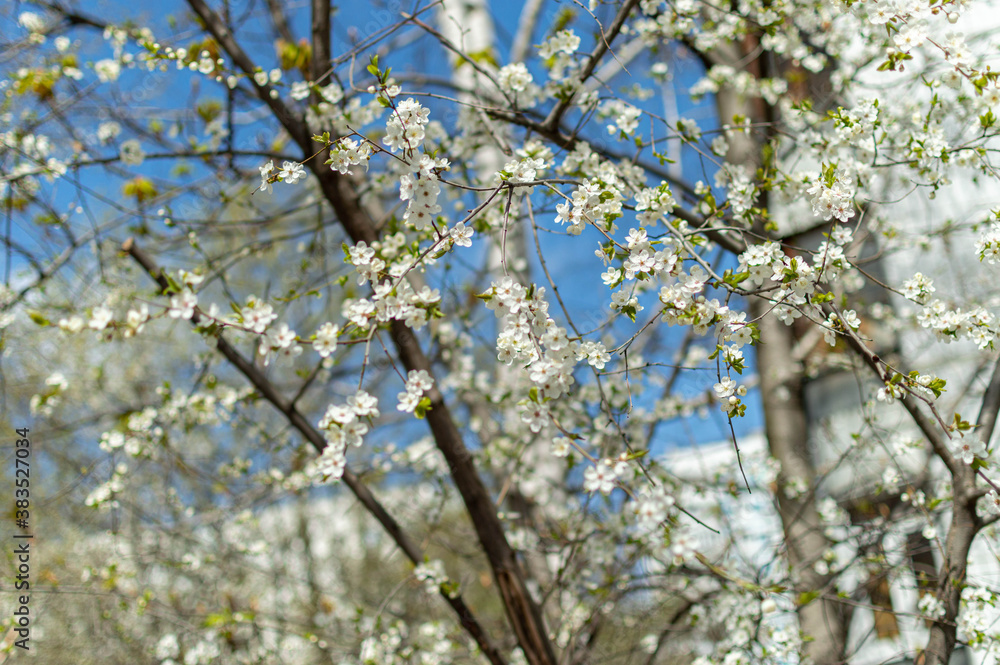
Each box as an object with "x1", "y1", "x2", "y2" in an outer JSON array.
[{"x1": 265, "y1": 0, "x2": 296, "y2": 44}]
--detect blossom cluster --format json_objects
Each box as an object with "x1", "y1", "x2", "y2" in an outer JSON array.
[
  {"x1": 413, "y1": 559, "x2": 449, "y2": 594},
  {"x1": 634, "y1": 484, "x2": 676, "y2": 531},
  {"x1": 342, "y1": 280, "x2": 442, "y2": 332},
  {"x1": 917, "y1": 300, "x2": 996, "y2": 349},
  {"x1": 328, "y1": 137, "x2": 373, "y2": 175},
  {"x1": 482, "y1": 275, "x2": 611, "y2": 436},
  {"x1": 555, "y1": 177, "x2": 624, "y2": 235},
  {"x1": 976, "y1": 221, "x2": 1000, "y2": 264},
  {"x1": 583, "y1": 456, "x2": 630, "y2": 495},
  {"x1": 384, "y1": 98, "x2": 430, "y2": 154},
  {"x1": 732, "y1": 231, "x2": 855, "y2": 334},
  {"x1": 958, "y1": 587, "x2": 1000, "y2": 650},
  {"x1": 311, "y1": 391, "x2": 380, "y2": 483},
  {"x1": 902, "y1": 272, "x2": 936, "y2": 304},
  {"x1": 807, "y1": 169, "x2": 856, "y2": 223},
  {"x1": 397, "y1": 370, "x2": 434, "y2": 413},
  {"x1": 713, "y1": 376, "x2": 749, "y2": 417},
  {"x1": 399, "y1": 156, "x2": 445, "y2": 230},
  {"x1": 634, "y1": 182, "x2": 677, "y2": 226}
]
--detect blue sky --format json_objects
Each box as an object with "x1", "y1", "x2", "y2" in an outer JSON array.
[{"x1": 3, "y1": 0, "x2": 762, "y2": 450}]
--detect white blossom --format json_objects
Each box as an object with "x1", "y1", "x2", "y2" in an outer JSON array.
[
  {"x1": 168, "y1": 290, "x2": 197, "y2": 319},
  {"x1": 498, "y1": 63, "x2": 533, "y2": 93},
  {"x1": 953, "y1": 431, "x2": 986, "y2": 465},
  {"x1": 277, "y1": 161, "x2": 305, "y2": 184}
]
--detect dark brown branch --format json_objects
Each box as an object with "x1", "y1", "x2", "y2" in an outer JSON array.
[
  {"x1": 182, "y1": 3, "x2": 557, "y2": 662},
  {"x1": 265, "y1": 0, "x2": 296, "y2": 44},
  {"x1": 829, "y1": 314, "x2": 982, "y2": 665},
  {"x1": 37, "y1": 1, "x2": 107, "y2": 30},
  {"x1": 541, "y1": 0, "x2": 641, "y2": 132},
  {"x1": 487, "y1": 108, "x2": 746, "y2": 255},
  {"x1": 310, "y1": 0, "x2": 331, "y2": 87},
  {"x1": 834, "y1": 317, "x2": 961, "y2": 478},
  {"x1": 121, "y1": 237, "x2": 508, "y2": 665}
]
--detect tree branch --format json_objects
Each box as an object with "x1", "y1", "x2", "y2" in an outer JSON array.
[
  {"x1": 265, "y1": 0, "x2": 296, "y2": 44},
  {"x1": 541, "y1": 0, "x2": 641, "y2": 132},
  {"x1": 182, "y1": 3, "x2": 557, "y2": 662},
  {"x1": 829, "y1": 310, "x2": 961, "y2": 476},
  {"x1": 36, "y1": 1, "x2": 107, "y2": 30},
  {"x1": 121, "y1": 237, "x2": 508, "y2": 665},
  {"x1": 310, "y1": 0, "x2": 332, "y2": 87},
  {"x1": 510, "y1": 0, "x2": 544, "y2": 64},
  {"x1": 484, "y1": 108, "x2": 746, "y2": 255},
  {"x1": 975, "y1": 354, "x2": 1000, "y2": 446}
]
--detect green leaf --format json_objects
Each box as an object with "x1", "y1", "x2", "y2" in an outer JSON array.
[
  {"x1": 163, "y1": 273, "x2": 182, "y2": 295},
  {"x1": 724, "y1": 270, "x2": 750, "y2": 286},
  {"x1": 414, "y1": 396, "x2": 433, "y2": 419},
  {"x1": 797, "y1": 590, "x2": 821, "y2": 607},
  {"x1": 203, "y1": 612, "x2": 231, "y2": 627},
  {"x1": 28, "y1": 311, "x2": 50, "y2": 326}
]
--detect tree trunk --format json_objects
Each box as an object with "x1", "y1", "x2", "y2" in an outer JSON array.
[{"x1": 751, "y1": 300, "x2": 848, "y2": 665}]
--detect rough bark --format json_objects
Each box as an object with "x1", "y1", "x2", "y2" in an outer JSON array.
[
  {"x1": 713, "y1": 29, "x2": 849, "y2": 662},
  {"x1": 921, "y1": 489, "x2": 977, "y2": 665},
  {"x1": 751, "y1": 299, "x2": 848, "y2": 664},
  {"x1": 917, "y1": 356, "x2": 1000, "y2": 663}
]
